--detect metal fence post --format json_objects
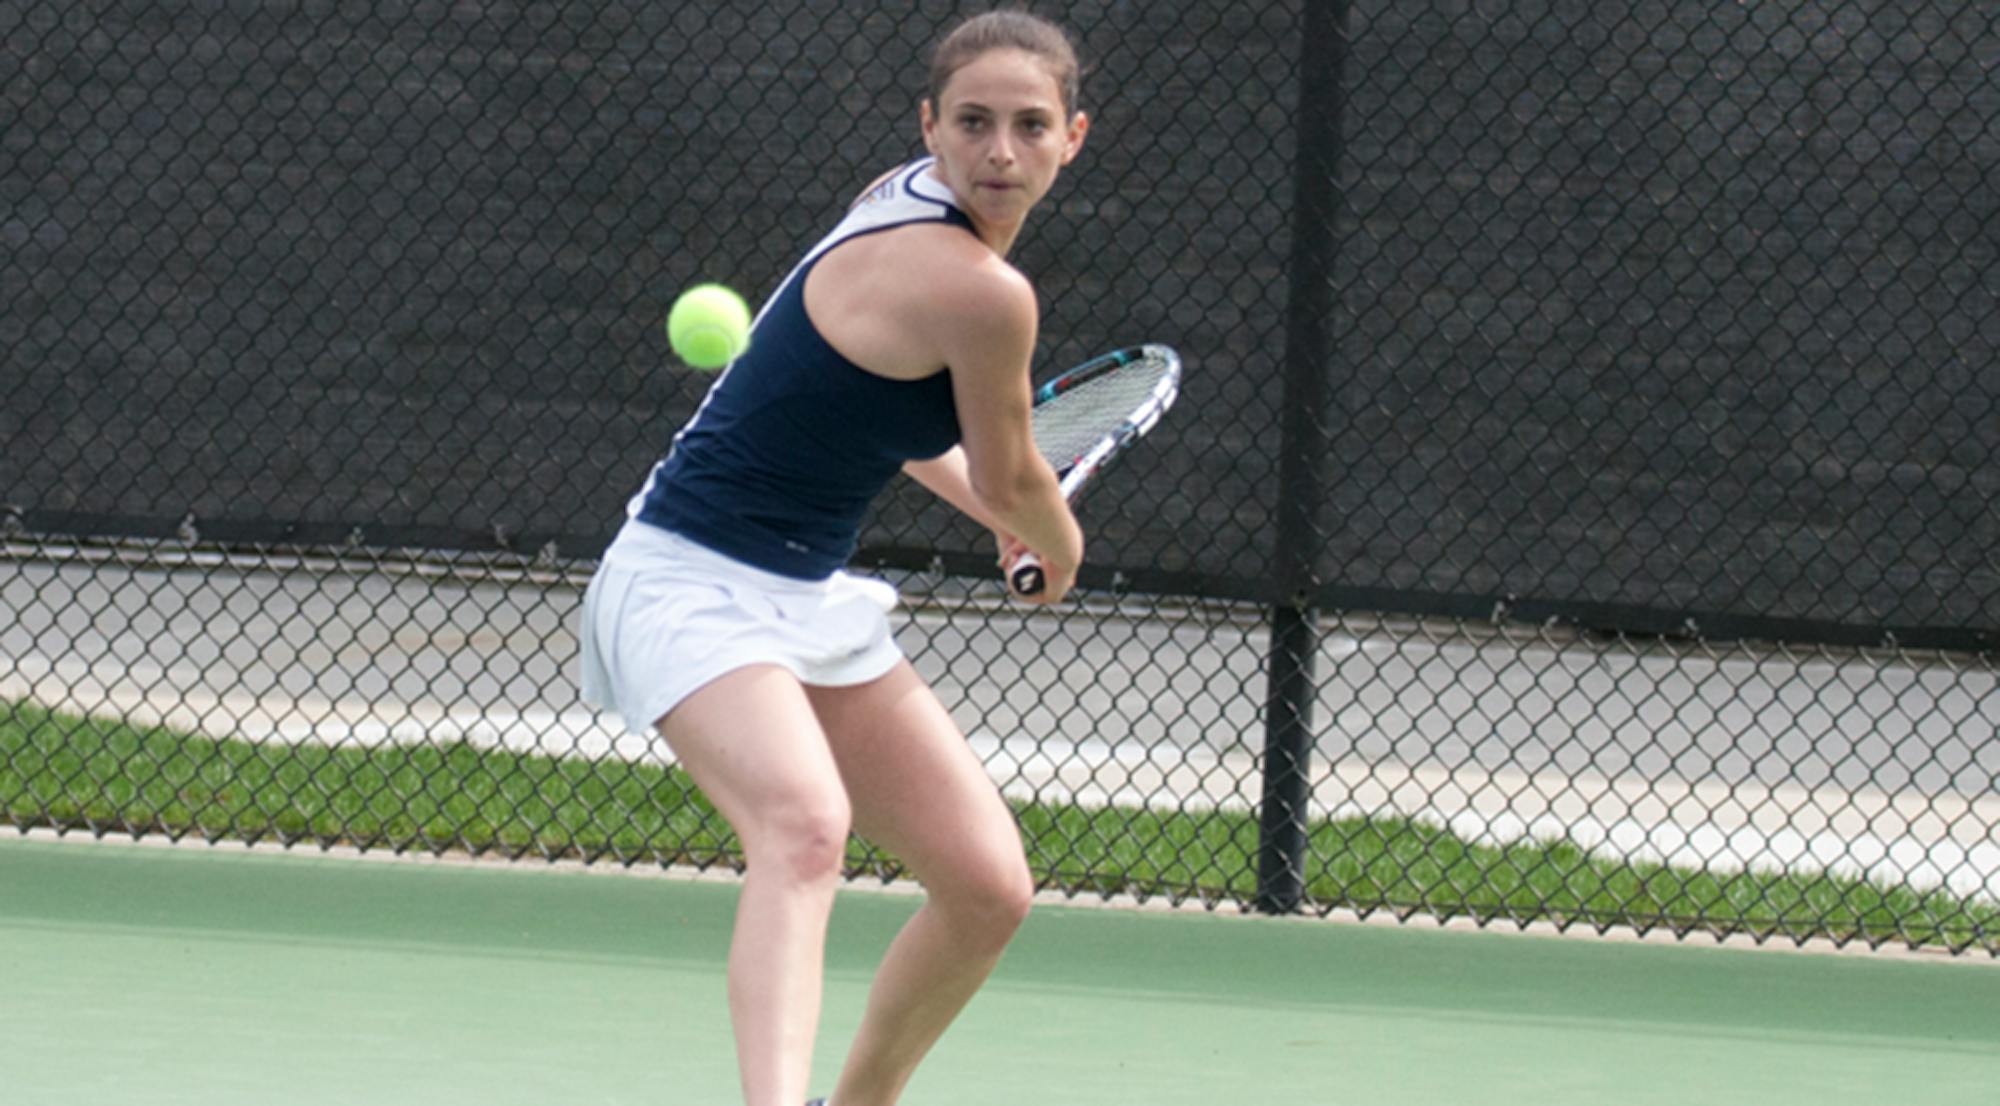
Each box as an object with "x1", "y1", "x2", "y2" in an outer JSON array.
[{"x1": 1257, "y1": 0, "x2": 1348, "y2": 915}]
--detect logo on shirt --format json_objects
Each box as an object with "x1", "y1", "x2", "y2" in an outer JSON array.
[{"x1": 857, "y1": 178, "x2": 897, "y2": 207}]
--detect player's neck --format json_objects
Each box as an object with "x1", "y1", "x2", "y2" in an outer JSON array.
[{"x1": 967, "y1": 211, "x2": 1024, "y2": 257}]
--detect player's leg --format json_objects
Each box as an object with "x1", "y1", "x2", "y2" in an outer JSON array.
[
  {"x1": 656, "y1": 665, "x2": 853, "y2": 1106},
  {"x1": 806, "y1": 661, "x2": 1035, "y2": 1106}
]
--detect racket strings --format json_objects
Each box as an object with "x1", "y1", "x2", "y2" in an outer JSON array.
[{"x1": 1031, "y1": 358, "x2": 1174, "y2": 469}]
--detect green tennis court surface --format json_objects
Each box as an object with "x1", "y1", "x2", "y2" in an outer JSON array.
[{"x1": 3, "y1": 837, "x2": 1994, "y2": 1105}]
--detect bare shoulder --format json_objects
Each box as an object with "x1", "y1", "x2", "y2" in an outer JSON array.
[
  {"x1": 807, "y1": 223, "x2": 1035, "y2": 379},
  {"x1": 912, "y1": 231, "x2": 1035, "y2": 334},
  {"x1": 901, "y1": 232, "x2": 1037, "y2": 379}
]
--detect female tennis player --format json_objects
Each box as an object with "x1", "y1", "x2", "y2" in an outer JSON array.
[{"x1": 579, "y1": 11, "x2": 1089, "y2": 1106}]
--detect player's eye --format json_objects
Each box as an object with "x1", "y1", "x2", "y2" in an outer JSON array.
[{"x1": 1018, "y1": 112, "x2": 1060, "y2": 140}]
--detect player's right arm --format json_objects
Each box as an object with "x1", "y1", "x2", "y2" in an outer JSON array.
[{"x1": 907, "y1": 242, "x2": 1082, "y2": 602}]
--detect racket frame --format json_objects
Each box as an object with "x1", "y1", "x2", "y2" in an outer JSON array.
[{"x1": 1010, "y1": 343, "x2": 1182, "y2": 596}]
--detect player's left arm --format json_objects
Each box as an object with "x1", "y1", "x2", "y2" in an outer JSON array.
[{"x1": 904, "y1": 447, "x2": 1016, "y2": 555}]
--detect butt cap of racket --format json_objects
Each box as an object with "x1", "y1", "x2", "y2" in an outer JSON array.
[{"x1": 1009, "y1": 552, "x2": 1047, "y2": 597}]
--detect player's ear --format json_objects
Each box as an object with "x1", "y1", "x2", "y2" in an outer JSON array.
[
  {"x1": 1061, "y1": 111, "x2": 1089, "y2": 165},
  {"x1": 920, "y1": 98, "x2": 941, "y2": 156}
]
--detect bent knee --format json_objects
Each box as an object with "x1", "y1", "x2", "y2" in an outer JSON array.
[
  {"x1": 743, "y1": 798, "x2": 852, "y2": 884},
  {"x1": 941, "y1": 853, "x2": 1035, "y2": 944}
]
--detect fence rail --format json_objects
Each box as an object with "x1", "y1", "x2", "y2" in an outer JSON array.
[{"x1": 3, "y1": 1, "x2": 1996, "y2": 954}]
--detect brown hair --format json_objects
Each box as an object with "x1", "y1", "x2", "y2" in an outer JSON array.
[{"x1": 927, "y1": 9, "x2": 1082, "y2": 116}]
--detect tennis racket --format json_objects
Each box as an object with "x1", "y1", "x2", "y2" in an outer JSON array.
[{"x1": 1010, "y1": 343, "x2": 1182, "y2": 597}]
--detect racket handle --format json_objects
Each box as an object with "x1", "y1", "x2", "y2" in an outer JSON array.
[{"x1": 1009, "y1": 553, "x2": 1046, "y2": 597}]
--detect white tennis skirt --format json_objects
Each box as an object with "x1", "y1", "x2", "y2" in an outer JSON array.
[{"x1": 578, "y1": 521, "x2": 905, "y2": 735}]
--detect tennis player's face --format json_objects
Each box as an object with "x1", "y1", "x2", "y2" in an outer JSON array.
[{"x1": 922, "y1": 48, "x2": 1087, "y2": 236}]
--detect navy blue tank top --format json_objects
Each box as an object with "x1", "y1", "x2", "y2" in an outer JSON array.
[{"x1": 629, "y1": 159, "x2": 975, "y2": 579}]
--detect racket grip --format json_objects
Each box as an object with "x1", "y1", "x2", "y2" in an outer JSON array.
[{"x1": 1009, "y1": 553, "x2": 1046, "y2": 597}]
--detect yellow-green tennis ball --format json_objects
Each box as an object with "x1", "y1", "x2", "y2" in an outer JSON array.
[{"x1": 667, "y1": 283, "x2": 751, "y2": 370}]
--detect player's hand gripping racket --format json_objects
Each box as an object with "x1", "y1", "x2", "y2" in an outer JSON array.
[{"x1": 1010, "y1": 343, "x2": 1182, "y2": 597}]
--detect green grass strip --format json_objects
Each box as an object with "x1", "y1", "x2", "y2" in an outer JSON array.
[{"x1": 3, "y1": 701, "x2": 1993, "y2": 953}]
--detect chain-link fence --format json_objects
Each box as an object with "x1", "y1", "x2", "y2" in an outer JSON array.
[{"x1": 4, "y1": 1, "x2": 1996, "y2": 954}]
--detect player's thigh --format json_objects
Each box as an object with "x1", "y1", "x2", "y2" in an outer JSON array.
[
  {"x1": 807, "y1": 662, "x2": 1028, "y2": 893},
  {"x1": 658, "y1": 664, "x2": 850, "y2": 848}
]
